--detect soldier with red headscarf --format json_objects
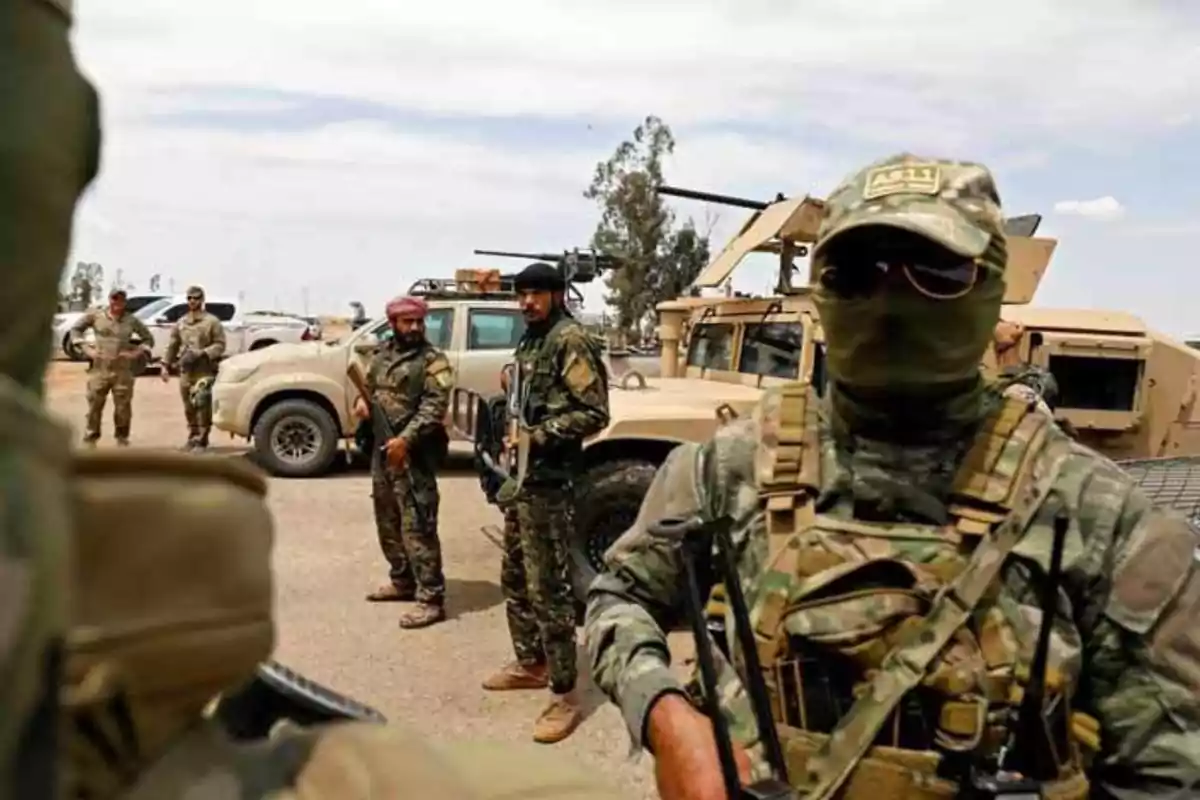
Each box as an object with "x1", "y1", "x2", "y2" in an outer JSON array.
[{"x1": 354, "y1": 295, "x2": 454, "y2": 628}]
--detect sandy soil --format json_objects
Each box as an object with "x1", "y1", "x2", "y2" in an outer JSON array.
[{"x1": 44, "y1": 356, "x2": 695, "y2": 799}]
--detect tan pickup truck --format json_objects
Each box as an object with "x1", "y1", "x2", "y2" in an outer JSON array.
[{"x1": 211, "y1": 291, "x2": 526, "y2": 477}]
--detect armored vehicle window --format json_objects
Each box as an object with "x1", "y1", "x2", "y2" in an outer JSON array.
[
  {"x1": 1048, "y1": 355, "x2": 1141, "y2": 411},
  {"x1": 739, "y1": 322, "x2": 803, "y2": 379},
  {"x1": 468, "y1": 309, "x2": 525, "y2": 351},
  {"x1": 812, "y1": 343, "x2": 827, "y2": 397},
  {"x1": 206, "y1": 302, "x2": 236, "y2": 322},
  {"x1": 686, "y1": 323, "x2": 734, "y2": 371}
]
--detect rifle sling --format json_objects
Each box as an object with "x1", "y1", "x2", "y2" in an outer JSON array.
[{"x1": 800, "y1": 413, "x2": 1066, "y2": 799}]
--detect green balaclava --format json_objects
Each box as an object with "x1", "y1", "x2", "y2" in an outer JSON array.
[{"x1": 810, "y1": 154, "x2": 1010, "y2": 440}]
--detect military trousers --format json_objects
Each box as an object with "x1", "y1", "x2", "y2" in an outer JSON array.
[
  {"x1": 84, "y1": 366, "x2": 135, "y2": 441},
  {"x1": 370, "y1": 455, "x2": 445, "y2": 606},
  {"x1": 178, "y1": 371, "x2": 215, "y2": 445},
  {"x1": 0, "y1": 1, "x2": 101, "y2": 797},
  {"x1": 500, "y1": 484, "x2": 578, "y2": 694}
]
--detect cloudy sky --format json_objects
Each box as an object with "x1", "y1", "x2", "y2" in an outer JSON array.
[{"x1": 70, "y1": 1, "x2": 1199, "y2": 334}]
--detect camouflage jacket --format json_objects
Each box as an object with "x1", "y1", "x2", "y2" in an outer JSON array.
[
  {"x1": 164, "y1": 311, "x2": 226, "y2": 375},
  {"x1": 584, "y1": 385, "x2": 1200, "y2": 796},
  {"x1": 514, "y1": 312, "x2": 610, "y2": 483},
  {"x1": 365, "y1": 339, "x2": 453, "y2": 457},
  {"x1": 71, "y1": 309, "x2": 154, "y2": 370}
]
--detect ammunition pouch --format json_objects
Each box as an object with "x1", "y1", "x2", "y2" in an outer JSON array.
[{"x1": 62, "y1": 450, "x2": 275, "y2": 799}]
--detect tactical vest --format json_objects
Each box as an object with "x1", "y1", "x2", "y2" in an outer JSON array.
[
  {"x1": 719, "y1": 382, "x2": 1098, "y2": 799},
  {"x1": 366, "y1": 342, "x2": 449, "y2": 465}
]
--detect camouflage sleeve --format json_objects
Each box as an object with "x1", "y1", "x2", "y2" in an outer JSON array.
[
  {"x1": 397, "y1": 353, "x2": 453, "y2": 445},
  {"x1": 536, "y1": 328, "x2": 610, "y2": 445},
  {"x1": 69, "y1": 309, "x2": 95, "y2": 338},
  {"x1": 585, "y1": 442, "x2": 754, "y2": 751},
  {"x1": 202, "y1": 317, "x2": 226, "y2": 360},
  {"x1": 1069, "y1": 454, "x2": 1200, "y2": 797},
  {"x1": 131, "y1": 316, "x2": 154, "y2": 349},
  {"x1": 164, "y1": 322, "x2": 181, "y2": 365}
]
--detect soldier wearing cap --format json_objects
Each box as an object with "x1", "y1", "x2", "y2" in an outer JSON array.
[
  {"x1": 69, "y1": 287, "x2": 155, "y2": 446},
  {"x1": 481, "y1": 262, "x2": 610, "y2": 744},
  {"x1": 585, "y1": 154, "x2": 1200, "y2": 798},
  {"x1": 161, "y1": 284, "x2": 227, "y2": 451},
  {"x1": 356, "y1": 294, "x2": 454, "y2": 629}
]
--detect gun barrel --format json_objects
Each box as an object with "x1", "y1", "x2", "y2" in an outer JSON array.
[
  {"x1": 473, "y1": 249, "x2": 556, "y2": 261},
  {"x1": 655, "y1": 184, "x2": 770, "y2": 211}
]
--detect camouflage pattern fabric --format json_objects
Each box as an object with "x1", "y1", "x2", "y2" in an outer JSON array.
[
  {"x1": 165, "y1": 311, "x2": 225, "y2": 445},
  {"x1": 72, "y1": 309, "x2": 154, "y2": 441},
  {"x1": 994, "y1": 363, "x2": 1059, "y2": 416},
  {"x1": 585, "y1": 154, "x2": 1200, "y2": 798},
  {"x1": 366, "y1": 339, "x2": 453, "y2": 606},
  {"x1": 513, "y1": 310, "x2": 610, "y2": 484},
  {"x1": 0, "y1": 1, "x2": 100, "y2": 797},
  {"x1": 499, "y1": 488, "x2": 578, "y2": 692}
]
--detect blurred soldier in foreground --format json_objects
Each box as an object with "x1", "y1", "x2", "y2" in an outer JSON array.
[
  {"x1": 71, "y1": 288, "x2": 154, "y2": 447},
  {"x1": 357, "y1": 295, "x2": 453, "y2": 629},
  {"x1": 585, "y1": 154, "x2": 1200, "y2": 798},
  {"x1": 0, "y1": 0, "x2": 101, "y2": 796},
  {"x1": 160, "y1": 285, "x2": 226, "y2": 452},
  {"x1": 482, "y1": 262, "x2": 609, "y2": 744}
]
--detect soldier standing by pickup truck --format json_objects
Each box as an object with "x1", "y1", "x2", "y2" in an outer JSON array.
[
  {"x1": 358, "y1": 295, "x2": 454, "y2": 630},
  {"x1": 71, "y1": 288, "x2": 154, "y2": 447},
  {"x1": 161, "y1": 284, "x2": 226, "y2": 452},
  {"x1": 481, "y1": 262, "x2": 610, "y2": 744}
]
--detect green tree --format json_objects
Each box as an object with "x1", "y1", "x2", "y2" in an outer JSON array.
[{"x1": 583, "y1": 115, "x2": 710, "y2": 340}]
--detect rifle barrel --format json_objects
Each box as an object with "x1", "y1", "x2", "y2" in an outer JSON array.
[
  {"x1": 473, "y1": 249, "x2": 554, "y2": 261},
  {"x1": 655, "y1": 185, "x2": 770, "y2": 211}
]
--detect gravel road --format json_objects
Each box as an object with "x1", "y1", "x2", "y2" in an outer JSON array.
[{"x1": 44, "y1": 357, "x2": 695, "y2": 799}]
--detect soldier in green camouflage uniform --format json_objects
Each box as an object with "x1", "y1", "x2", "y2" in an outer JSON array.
[
  {"x1": 482, "y1": 262, "x2": 610, "y2": 745},
  {"x1": 161, "y1": 285, "x2": 226, "y2": 451},
  {"x1": 1, "y1": 1, "x2": 101, "y2": 796},
  {"x1": 360, "y1": 295, "x2": 453, "y2": 629},
  {"x1": 71, "y1": 288, "x2": 155, "y2": 447},
  {"x1": 585, "y1": 155, "x2": 1200, "y2": 799}
]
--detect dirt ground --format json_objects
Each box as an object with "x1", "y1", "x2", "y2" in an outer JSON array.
[{"x1": 44, "y1": 355, "x2": 693, "y2": 799}]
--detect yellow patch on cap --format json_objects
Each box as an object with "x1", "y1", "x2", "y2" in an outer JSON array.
[{"x1": 862, "y1": 163, "x2": 943, "y2": 200}]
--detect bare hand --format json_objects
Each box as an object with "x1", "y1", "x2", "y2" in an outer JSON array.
[
  {"x1": 647, "y1": 693, "x2": 753, "y2": 800},
  {"x1": 160, "y1": 368, "x2": 170, "y2": 383},
  {"x1": 353, "y1": 397, "x2": 370, "y2": 420},
  {"x1": 384, "y1": 436, "x2": 408, "y2": 468}
]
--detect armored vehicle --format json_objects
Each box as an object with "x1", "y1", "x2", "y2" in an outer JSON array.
[{"x1": 454, "y1": 185, "x2": 1200, "y2": 602}]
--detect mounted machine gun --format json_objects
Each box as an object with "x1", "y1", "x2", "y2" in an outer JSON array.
[{"x1": 473, "y1": 247, "x2": 628, "y2": 309}]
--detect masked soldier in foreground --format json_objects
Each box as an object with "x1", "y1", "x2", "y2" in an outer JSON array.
[
  {"x1": 359, "y1": 295, "x2": 453, "y2": 629},
  {"x1": 71, "y1": 288, "x2": 155, "y2": 447},
  {"x1": 161, "y1": 285, "x2": 226, "y2": 452},
  {"x1": 1, "y1": 1, "x2": 101, "y2": 796},
  {"x1": 482, "y1": 262, "x2": 610, "y2": 744},
  {"x1": 585, "y1": 154, "x2": 1200, "y2": 799}
]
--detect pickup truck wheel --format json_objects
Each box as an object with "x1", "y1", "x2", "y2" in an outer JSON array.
[
  {"x1": 62, "y1": 333, "x2": 85, "y2": 362},
  {"x1": 569, "y1": 459, "x2": 659, "y2": 604},
  {"x1": 253, "y1": 399, "x2": 338, "y2": 478}
]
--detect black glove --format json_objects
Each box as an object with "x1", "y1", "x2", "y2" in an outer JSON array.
[{"x1": 179, "y1": 350, "x2": 199, "y2": 370}]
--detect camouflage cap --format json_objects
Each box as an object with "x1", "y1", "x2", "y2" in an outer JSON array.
[{"x1": 812, "y1": 153, "x2": 1006, "y2": 262}]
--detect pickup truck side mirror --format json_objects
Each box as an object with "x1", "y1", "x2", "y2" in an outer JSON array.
[{"x1": 353, "y1": 333, "x2": 379, "y2": 355}]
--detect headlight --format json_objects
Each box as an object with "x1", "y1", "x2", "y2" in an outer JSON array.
[{"x1": 219, "y1": 364, "x2": 258, "y2": 383}]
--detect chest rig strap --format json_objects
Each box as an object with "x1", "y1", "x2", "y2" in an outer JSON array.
[
  {"x1": 798, "y1": 397, "x2": 1067, "y2": 799},
  {"x1": 748, "y1": 382, "x2": 823, "y2": 666}
]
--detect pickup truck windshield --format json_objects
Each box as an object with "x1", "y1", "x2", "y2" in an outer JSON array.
[
  {"x1": 739, "y1": 322, "x2": 802, "y2": 379},
  {"x1": 686, "y1": 323, "x2": 734, "y2": 371}
]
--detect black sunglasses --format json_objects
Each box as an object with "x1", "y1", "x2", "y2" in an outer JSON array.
[{"x1": 817, "y1": 228, "x2": 982, "y2": 300}]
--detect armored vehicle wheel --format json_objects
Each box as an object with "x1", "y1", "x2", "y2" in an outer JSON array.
[
  {"x1": 253, "y1": 398, "x2": 339, "y2": 478},
  {"x1": 570, "y1": 459, "x2": 660, "y2": 603}
]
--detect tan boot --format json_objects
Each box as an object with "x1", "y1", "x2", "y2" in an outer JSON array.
[
  {"x1": 532, "y1": 690, "x2": 583, "y2": 744},
  {"x1": 481, "y1": 661, "x2": 549, "y2": 691}
]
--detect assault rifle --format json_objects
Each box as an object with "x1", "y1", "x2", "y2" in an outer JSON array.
[
  {"x1": 210, "y1": 659, "x2": 387, "y2": 739},
  {"x1": 645, "y1": 510, "x2": 1072, "y2": 800},
  {"x1": 492, "y1": 361, "x2": 530, "y2": 504}
]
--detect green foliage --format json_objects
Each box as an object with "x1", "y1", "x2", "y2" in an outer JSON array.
[{"x1": 583, "y1": 116, "x2": 710, "y2": 337}]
